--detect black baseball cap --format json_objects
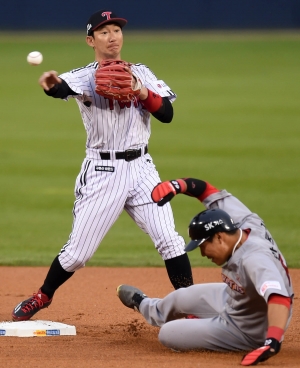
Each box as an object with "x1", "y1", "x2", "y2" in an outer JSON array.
[
  {"x1": 86, "y1": 10, "x2": 127, "y2": 35},
  {"x1": 184, "y1": 209, "x2": 238, "y2": 252}
]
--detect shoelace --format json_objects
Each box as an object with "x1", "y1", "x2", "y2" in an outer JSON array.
[{"x1": 21, "y1": 293, "x2": 45, "y2": 312}]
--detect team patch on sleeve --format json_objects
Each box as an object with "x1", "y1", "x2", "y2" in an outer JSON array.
[
  {"x1": 95, "y1": 166, "x2": 115, "y2": 172},
  {"x1": 260, "y1": 281, "x2": 281, "y2": 296},
  {"x1": 146, "y1": 80, "x2": 176, "y2": 99}
]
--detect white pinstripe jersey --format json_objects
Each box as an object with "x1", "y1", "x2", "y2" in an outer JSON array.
[{"x1": 59, "y1": 62, "x2": 176, "y2": 150}]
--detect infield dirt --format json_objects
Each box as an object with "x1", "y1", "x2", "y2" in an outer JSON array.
[{"x1": 0, "y1": 267, "x2": 299, "y2": 368}]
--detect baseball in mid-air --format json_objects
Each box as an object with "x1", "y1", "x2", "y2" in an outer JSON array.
[{"x1": 27, "y1": 51, "x2": 43, "y2": 66}]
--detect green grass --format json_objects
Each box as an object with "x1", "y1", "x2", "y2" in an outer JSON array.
[{"x1": 0, "y1": 31, "x2": 299, "y2": 268}]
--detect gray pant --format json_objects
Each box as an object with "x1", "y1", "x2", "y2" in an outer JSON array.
[{"x1": 139, "y1": 283, "x2": 260, "y2": 352}]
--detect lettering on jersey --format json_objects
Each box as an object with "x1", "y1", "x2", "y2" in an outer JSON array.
[
  {"x1": 205, "y1": 219, "x2": 223, "y2": 231},
  {"x1": 270, "y1": 246, "x2": 280, "y2": 261},
  {"x1": 222, "y1": 273, "x2": 245, "y2": 294},
  {"x1": 260, "y1": 280, "x2": 281, "y2": 297},
  {"x1": 108, "y1": 98, "x2": 140, "y2": 110},
  {"x1": 265, "y1": 231, "x2": 275, "y2": 245},
  {"x1": 268, "y1": 246, "x2": 291, "y2": 286},
  {"x1": 261, "y1": 221, "x2": 275, "y2": 245},
  {"x1": 95, "y1": 166, "x2": 115, "y2": 172}
]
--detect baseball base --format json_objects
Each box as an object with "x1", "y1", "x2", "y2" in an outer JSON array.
[{"x1": 0, "y1": 320, "x2": 76, "y2": 337}]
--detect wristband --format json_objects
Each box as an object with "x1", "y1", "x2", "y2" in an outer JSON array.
[
  {"x1": 140, "y1": 90, "x2": 162, "y2": 112},
  {"x1": 267, "y1": 326, "x2": 284, "y2": 341}
]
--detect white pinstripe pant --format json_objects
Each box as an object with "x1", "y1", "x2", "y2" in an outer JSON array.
[{"x1": 58, "y1": 152, "x2": 185, "y2": 271}]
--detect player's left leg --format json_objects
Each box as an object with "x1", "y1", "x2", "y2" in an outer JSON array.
[
  {"x1": 125, "y1": 154, "x2": 193, "y2": 289},
  {"x1": 158, "y1": 316, "x2": 260, "y2": 352},
  {"x1": 140, "y1": 283, "x2": 227, "y2": 326},
  {"x1": 139, "y1": 283, "x2": 260, "y2": 351}
]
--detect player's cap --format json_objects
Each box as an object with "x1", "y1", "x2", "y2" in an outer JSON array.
[
  {"x1": 87, "y1": 10, "x2": 127, "y2": 35},
  {"x1": 184, "y1": 208, "x2": 238, "y2": 252}
]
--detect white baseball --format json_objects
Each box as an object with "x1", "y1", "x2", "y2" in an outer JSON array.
[{"x1": 27, "y1": 51, "x2": 43, "y2": 66}]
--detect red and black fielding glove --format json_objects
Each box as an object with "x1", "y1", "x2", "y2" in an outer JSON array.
[
  {"x1": 241, "y1": 338, "x2": 281, "y2": 366},
  {"x1": 151, "y1": 180, "x2": 186, "y2": 206}
]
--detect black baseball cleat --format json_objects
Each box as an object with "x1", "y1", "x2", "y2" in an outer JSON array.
[
  {"x1": 117, "y1": 284, "x2": 148, "y2": 312},
  {"x1": 12, "y1": 289, "x2": 52, "y2": 321}
]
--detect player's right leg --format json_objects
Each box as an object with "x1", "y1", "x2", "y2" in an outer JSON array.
[
  {"x1": 12, "y1": 289, "x2": 53, "y2": 321},
  {"x1": 12, "y1": 157, "x2": 129, "y2": 321},
  {"x1": 12, "y1": 255, "x2": 74, "y2": 321}
]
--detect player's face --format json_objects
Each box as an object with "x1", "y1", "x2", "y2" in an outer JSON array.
[
  {"x1": 199, "y1": 233, "x2": 232, "y2": 266},
  {"x1": 86, "y1": 23, "x2": 123, "y2": 61}
]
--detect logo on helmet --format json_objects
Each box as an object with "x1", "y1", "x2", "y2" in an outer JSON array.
[{"x1": 204, "y1": 219, "x2": 224, "y2": 231}]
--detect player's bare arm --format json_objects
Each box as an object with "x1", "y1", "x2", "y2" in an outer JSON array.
[{"x1": 241, "y1": 295, "x2": 291, "y2": 366}]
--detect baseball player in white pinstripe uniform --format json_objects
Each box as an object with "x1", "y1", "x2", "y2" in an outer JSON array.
[
  {"x1": 12, "y1": 10, "x2": 193, "y2": 321},
  {"x1": 117, "y1": 178, "x2": 293, "y2": 366}
]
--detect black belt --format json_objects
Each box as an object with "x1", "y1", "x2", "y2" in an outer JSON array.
[{"x1": 100, "y1": 146, "x2": 148, "y2": 162}]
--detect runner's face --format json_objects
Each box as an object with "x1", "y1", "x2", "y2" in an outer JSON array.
[
  {"x1": 86, "y1": 23, "x2": 123, "y2": 61},
  {"x1": 199, "y1": 233, "x2": 231, "y2": 266}
]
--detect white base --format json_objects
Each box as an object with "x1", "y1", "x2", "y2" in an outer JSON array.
[{"x1": 0, "y1": 320, "x2": 76, "y2": 337}]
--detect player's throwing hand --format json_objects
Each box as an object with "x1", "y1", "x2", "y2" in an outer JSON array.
[{"x1": 38, "y1": 71, "x2": 62, "y2": 91}]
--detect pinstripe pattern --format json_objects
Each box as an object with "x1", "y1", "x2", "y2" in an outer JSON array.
[
  {"x1": 57, "y1": 62, "x2": 184, "y2": 271},
  {"x1": 59, "y1": 62, "x2": 176, "y2": 151}
]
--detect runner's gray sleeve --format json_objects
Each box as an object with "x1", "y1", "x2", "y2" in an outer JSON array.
[
  {"x1": 202, "y1": 190, "x2": 265, "y2": 234},
  {"x1": 242, "y1": 252, "x2": 290, "y2": 302}
]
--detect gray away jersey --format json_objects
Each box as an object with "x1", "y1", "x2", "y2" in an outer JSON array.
[{"x1": 204, "y1": 190, "x2": 294, "y2": 341}]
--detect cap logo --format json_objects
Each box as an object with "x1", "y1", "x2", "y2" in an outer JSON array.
[
  {"x1": 102, "y1": 11, "x2": 112, "y2": 20},
  {"x1": 204, "y1": 219, "x2": 223, "y2": 231}
]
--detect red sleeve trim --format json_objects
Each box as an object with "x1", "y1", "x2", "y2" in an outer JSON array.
[
  {"x1": 268, "y1": 294, "x2": 291, "y2": 309},
  {"x1": 198, "y1": 182, "x2": 219, "y2": 202},
  {"x1": 140, "y1": 90, "x2": 162, "y2": 113}
]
